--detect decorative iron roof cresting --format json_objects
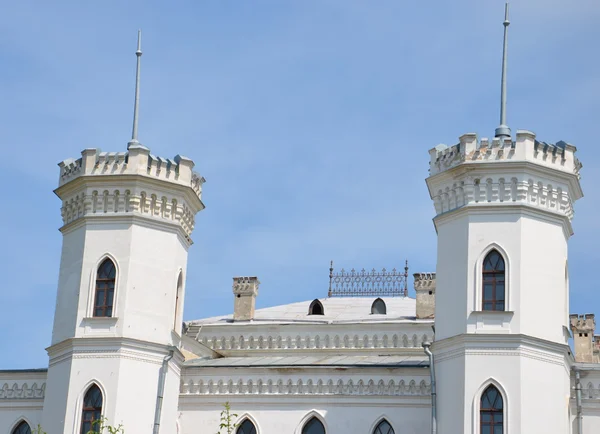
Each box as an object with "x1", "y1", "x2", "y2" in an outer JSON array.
[{"x1": 328, "y1": 260, "x2": 409, "y2": 297}]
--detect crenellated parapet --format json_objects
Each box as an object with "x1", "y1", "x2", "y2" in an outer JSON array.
[
  {"x1": 55, "y1": 145, "x2": 205, "y2": 240},
  {"x1": 413, "y1": 273, "x2": 436, "y2": 291},
  {"x1": 426, "y1": 130, "x2": 583, "y2": 224},
  {"x1": 429, "y1": 130, "x2": 581, "y2": 178},
  {"x1": 570, "y1": 314, "x2": 596, "y2": 334}
]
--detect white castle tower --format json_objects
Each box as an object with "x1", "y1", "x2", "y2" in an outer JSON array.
[
  {"x1": 41, "y1": 31, "x2": 205, "y2": 434},
  {"x1": 426, "y1": 4, "x2": 583, "y2": 434}
]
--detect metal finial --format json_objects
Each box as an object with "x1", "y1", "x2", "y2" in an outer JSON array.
[
  {"x1": 328, "y1": 260, "x2": 334, "y2": 297},
  {"x1": 128, "y1": 30, "x2": 143, "y2": 148},
  {"x1": 495, "y1": 3, "x2": 511, "y2": 138}
]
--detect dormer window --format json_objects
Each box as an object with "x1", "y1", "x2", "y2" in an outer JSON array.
[
  {"x1": 371, "y1": 298, "x2": 387, "y2": 315},
  {"x1": 308, "y1": 299, "x2": 324, "y2": 315}
]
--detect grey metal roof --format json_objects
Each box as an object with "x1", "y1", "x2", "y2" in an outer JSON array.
[
  {"x1": 184, "y1": 354, "x2": 429, "y2": 369},
  {"x1": 0, "y1": 368, "x2": 47, "y2": 374},
  {"x1": 187, "y1": 297, "x2": 419, "y2": 326}
]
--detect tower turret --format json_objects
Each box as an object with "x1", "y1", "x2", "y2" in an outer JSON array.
[
  {"x1": 426, "y1": 4, "x2": 583, "y2": 434},
  {"x1": 42, "y1": 32, "x2": 205, "y2": 434}
]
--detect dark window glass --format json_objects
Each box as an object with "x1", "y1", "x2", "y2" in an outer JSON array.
[
  {"x1": 12, "y1": 421, "x2": 31, "y2": 434},
  {"x1": 236, "y1": 419, "x2": 257, "y2": 434},
  {"x1": 80, "y1": 384, "x2": 103, "y2": 434},
  {"x1": 373, "y1": 419, "x2": 394, "y2": 434},
  {"x1": 482, "y1": 250, "x2": 505, "y2": 311},
  {"x1": 480, "y1": 385, "x2": 503, "y2": 434},
  {"x1": 302, "y1": 417, "x2": 325, "y2": 434},
  {"x1": 94, "y1": 259, "x2": 116, "y2": 317},
  {"x1": 371, "y1": 298, "x2": 387, "y2": 315},
  {"x1": 308, "y1": 300, "x2": 324, "y2": 316}
]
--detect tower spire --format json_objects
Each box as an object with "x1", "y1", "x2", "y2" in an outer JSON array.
[
  {"x1": 495, "y1": 3, "x2": 511, "y2": 138},
  {"x1": 128, "y1": 30, "x2": 143, "y2": 148}
]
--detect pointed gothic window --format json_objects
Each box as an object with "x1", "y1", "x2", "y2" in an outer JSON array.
[
  {"x1": 373, "y1": 419, "x2": 394, "y2": 434},
  {"x1": 236, "y1": 419, "x2": 257, "y2": 434},
  {"x1": 302, "y1": 417, "x2": 325, "y2": 434},
  {"x1": 94, "y1": 258, "x2": 116, "y2": 317},
  {"x1": 80, "y1": 384, "x2": 103, "y2": 433},
  {"x1": 482, "y1": 250, "x2": 505, "y2": 311},
  {"x1": 174, "y1": 272, "x2": 183, "y2": 331},
  {"x1": 11, "y1": 421, "x2": 31, "y2": 434},
  {"x1": 371, "y1": 298, "x2": 387, "y2": 315},
  {"x1": 480, "y1": 385, "x2": 503, "y2": 434},
  {"x1": 308, "y1": 299, "x2": 324, "y2": 315}
]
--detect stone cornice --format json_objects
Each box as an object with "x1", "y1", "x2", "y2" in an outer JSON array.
[
  {"x1": 432, "y1": 333, "x2": 572, "y2": 364},
  {"x1": 47, "y1": 336, "x2": 184, "y2": 366},
  {"x1": 180, "y1": 375, "x2": 431, "y2": 398},
  {"x1": 433, "y1": 202, "x2": 574, "y2": 239},
  {"x1": 55, "y1": 175, "x2": 204, "y2": 242},
  {"x1": 59, "y1": 213, "x2": 193, "y2": 248},
  {"x1": 193, "y1": 330, "x2": 434, "y2": 353}
]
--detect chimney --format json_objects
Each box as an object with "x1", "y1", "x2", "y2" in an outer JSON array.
[
  {"x1": 570, "y1": 313, "x2": 598, "y2": 363},
  {"x1": 414, "y1": 273, "x2": 436, "y2": 319},
  {"x1": 233, "y1": 277, "x2": 259, "y2": 321}
]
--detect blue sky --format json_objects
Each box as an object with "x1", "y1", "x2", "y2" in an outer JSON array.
[{"x1": 0, "y1": 1, "x2": 598, "y2": 369}]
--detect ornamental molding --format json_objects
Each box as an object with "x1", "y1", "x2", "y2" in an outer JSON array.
[
  {"x1": 196, "y1": 332, "x2": 433, "y2": 352},
  {"x1": 0, "y1": 382, "x2": 45, "y2": 400},
  {"x1": 180, "y1": 376, "x2": 431, "y2": 397},
  {"x1": 58, "y1": 188, "x2": 198, "y2": 239},
  {"x1": 429, "y1": 173, "x2": 575, "y2": 221}
]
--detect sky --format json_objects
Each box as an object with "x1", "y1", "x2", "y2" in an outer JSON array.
[{"x1": 0, "y1": 0, "x2": 598, "y2": 369}]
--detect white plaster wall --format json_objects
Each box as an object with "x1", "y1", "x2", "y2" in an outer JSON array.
[
  {"x1": 434, "y1": 214, "x2": 469, "y2": 341},
  {"x1": 178, "y1": 400, "x2": 430, "y2": 434},
  {"x1": 51, "y1": 218, "x2": 189, "y2": 346},
  {"x1": 42, "y1": 346, "x2": 181, "y2": 434},
  {"x1": 435, "y1": 208, "x2": 569, "y2": 344},
  {"x1": 435, "y1": 340, "x2": 570, "y2": 434},
  {"x1": 51, "y1": 226, "x2": 86, "y2": 345},
  {"x1": 0, "y1": 372, "x2": 46, "y2": 434},
  {"x1": 0, "y1": 405, "x2": 43, "y2": 434}
]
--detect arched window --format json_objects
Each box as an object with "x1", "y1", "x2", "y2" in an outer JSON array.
[
  {"x1": 373, "y1": 419, "x2": 394, "y2": 434},
  {"x1": 236, "y1": 419, "x2": 257, "y2": 434},
  {"x1": 308, "y1": 299, "x2": 324, "y2": 316},
  {"x1": 12, "y1": 421, "x2": 31, "y2": 434},
  {"x1": 302, "y1": 417, "x2": 325, "y2": 434},
  {"x1": 80, "y1": 384, "x2": 103, "y2": 433},
  {"x1": 371, "y1": 298, "x2": 387, "y2": 315},
  {"x1": 482, "y1": 250, "x2": 505, "y2": 311},
  {"x1": 480, "y1": 385, "x2": 503, "y2": 434},
  {"x1": 174, "y1": 271, "x2": 183, "y2": 331},
  {"x1": 94, "y1": 258, "x2": 116, "y2": 317}
]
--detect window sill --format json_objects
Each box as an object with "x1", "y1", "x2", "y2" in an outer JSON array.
[
  {"x1": 468, "y1": 311, "x2": 514, "y2": 333},
  {"x1": 83, "y1": 316, "x2": 119, "y2": 322},
  {"x1": 81, "y1": 317, "x2": 118, "y2": 335}
]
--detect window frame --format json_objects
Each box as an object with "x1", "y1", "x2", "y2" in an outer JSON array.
[
  {"x1": 475, "y1": 244, "x2": 510, "y2": 312},
  {"x1": 473, "y1": 380, "x2": 507, "y2": 434},
  {"x1": 371, "y1": 298, "x2": 387, "y2": 315},
  {"x1": 79, "y1": 383, "x2": 104, "y2": 434},
  {"x1": 235, "y1": 417, "x2": 258, "y2": 434},
  {"x1": 174, "y1": 270, "x2": 184, "y2": 332},
  {"x1": 295, "y1": 411, "x2": 327, "y2": 434},
  {"x1": 301, "y1": 416, "x2": 326, "y2": 434},
  {"x1": 10, "y1": 420, "x2": 32, "y2": 434},
  {"x1": 371, "y1": 418, "x2": 395, "y2": 434},
  {"x1": 308, "y1": 299, "x2": 324, "y2": 316},
  {"x1": 481, "y1": 250, "x2": 505, "y2": 311},
  {"x1": 91, "y1": 256, "x2": 118, "y2": 318}
]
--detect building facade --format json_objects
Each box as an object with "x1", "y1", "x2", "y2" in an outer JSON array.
[{"x1": 2, "y1": 9, "x2": 600, "y2": 434}]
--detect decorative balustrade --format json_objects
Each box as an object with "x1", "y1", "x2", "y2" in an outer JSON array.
[{"x1": 328, "y1": 261, "x2": 408, "y2": 297}]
